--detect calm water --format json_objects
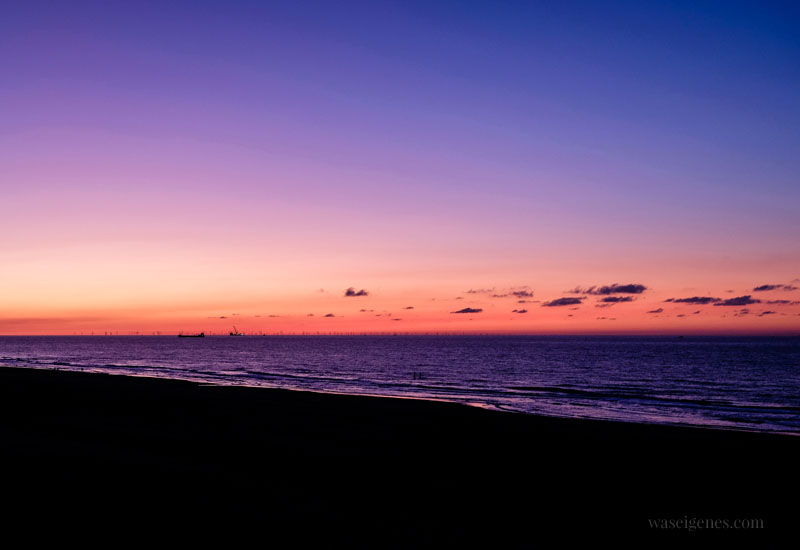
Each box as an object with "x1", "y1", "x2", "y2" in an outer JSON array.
[{"x1": 1, "y1": 335, "x2": 799, "y2": 434}]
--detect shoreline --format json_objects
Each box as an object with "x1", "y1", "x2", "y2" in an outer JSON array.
[
  {"x1": 0, "y1": 365, "x2": 796, "y2": 542},
  {"x1": 7, "y1": 364, "x2": 789, "y2": 438},
  {"x1": 5, "y1": 362, "x2": 798, "y2": 437}
]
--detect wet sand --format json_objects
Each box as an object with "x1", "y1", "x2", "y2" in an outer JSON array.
[{"x1": 0, "y1": 366, "x2": 794, "y2": 544}]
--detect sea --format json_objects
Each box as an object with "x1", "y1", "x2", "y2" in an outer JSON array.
[{"x1": 1, "y1": 335, "x2": 798, "y2": 434}]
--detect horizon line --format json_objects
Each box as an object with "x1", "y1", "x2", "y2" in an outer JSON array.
[{"x1": 2, "y1": 332, "x2": 799, "y2": 337}]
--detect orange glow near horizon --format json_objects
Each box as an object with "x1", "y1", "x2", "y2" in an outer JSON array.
[
  {"x1": 3, "y1": 214, "x2": 799, "y2": 335},
  {"x1": 3, "y1": 280, "x2": 799, "y2": 335}
]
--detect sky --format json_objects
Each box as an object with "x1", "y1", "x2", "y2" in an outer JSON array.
[{"x1": 2, "y1": 0, "x2": 799, "y2": 335}]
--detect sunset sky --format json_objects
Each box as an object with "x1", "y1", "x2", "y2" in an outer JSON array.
[{"x1": 2, "y1": 1, "x2": 799, "y2": 335}]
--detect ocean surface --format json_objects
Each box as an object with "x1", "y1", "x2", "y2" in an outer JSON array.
[{"x1": 1, "y1": 335, "x2": 799, "y2": 434}]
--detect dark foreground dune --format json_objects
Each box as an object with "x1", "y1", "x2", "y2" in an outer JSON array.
[{"x1": 0, "y1": 366, "x2": 795, "y2": 545}]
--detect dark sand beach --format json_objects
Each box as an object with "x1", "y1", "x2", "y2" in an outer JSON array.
[{"x1": 0, "y1": 366, "x2": 795, "y2": 544}]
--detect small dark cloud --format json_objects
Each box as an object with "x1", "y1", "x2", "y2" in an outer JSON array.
[
  {"x1": 359, "y1": 309, "x2": 367, "y2": 312},
  {"x1": 219, "y1": 316, "x2": 228, "y2": 319},
  {"x1": 595, "y1": 317, "x2": 616, "y2": 320},
  {"x1": 758, "y1": 311, "x2": 776, "y2": 317},
  {"x1": 392, "y1": 318, "x2": 402, "y2": 321},
  {"x1": 511, "y1": 290, "x2": 534, "y2": 298},
  {"x1": 599, "y1": 296, "x2": 634, "y2": 303},
  {"x1": 767, "y1": 300, "x2": 800, "y2": 305},
  {"x1": 324, "y1": 313, "x2": 336, "y2": 317},
  {"x1": 753, "y1": 284, "x2": 798, "y2": 292},
  {"x1": 665, "y1": 296, "x2": 720, "y2": 304},
  {"x1": 491, "y1": 294, "x2": 508, "y2": 298},
  {"x1": 714, "y1": 295, "x2": 761, "y2": 307},
  {"x1": 647, "y1": 308, "x2": 663, "y2": 314},
  {"x1": 344, "y1": 287, "x2": 369, "y2": 297},
  {"x1": 451, "y1": 308, "x2": 483, "y2": 314},
  {"x1": 307, "y1": 314, "x2": 314, "y2": 317},
  {"x1": 454, "y1": 296, "x2": 464, "y2": 300},
  {"x1": 734, "y1": 308, "x2": 750, "y2": 317},
  {"x1": 404, "y1": 306, "x2": 414, "y2": 310},
  {"x1": 268, "y1": 315, "x2": 280, "y2": 318},
  {"x1": 693, "y1": 311, "x2": 701, "y2": 315},
  {"x1": 465, "y1": 288, "x2": 493, "y2": 294},
  {"x1": 511, "y1": 309, "x2": 528, "y2": 314},
  {"x1": 542, "y1": 297, "x2": 584, "y2": 307},
  {"x1": 677, "y1": 314, "x2": 686, "y2": 318},
  {"x1": 571, "y1": 284, "x2": 647, "y2": 295},
  {"x1": 753, "y1": 284, "x2": 781, "y2": 291}
]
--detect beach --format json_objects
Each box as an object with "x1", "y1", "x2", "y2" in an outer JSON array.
[{"x1": 0, "y1": 366, "x2": 794, "y2": 544}]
